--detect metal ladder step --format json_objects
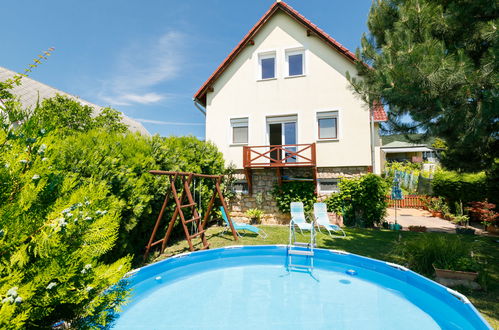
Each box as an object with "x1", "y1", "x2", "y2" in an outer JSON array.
[
  {"x1": 293, "y1": 242, "x2": 316, "y2": 247},
  {"x1": 289, "y1": 250, "x2": 314, "y2": 256},
  {"x1": 288, "y1": 264, "x2": 311, "y2": 269}
]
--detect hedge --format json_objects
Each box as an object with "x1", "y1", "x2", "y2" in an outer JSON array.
[{"x1": 432, "y1": 170, "x2": 487, "y2": 209}]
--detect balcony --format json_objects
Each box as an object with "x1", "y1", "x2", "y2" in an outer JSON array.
[
  {"x1": 243, "y1": 143, "x2": 316, "y2": 168},
  {"x1": 242, "y1": 143, "x2": 317, "y2": 194}
]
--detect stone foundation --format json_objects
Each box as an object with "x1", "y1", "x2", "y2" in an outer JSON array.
[{"x1": 228, "y1": 166, "x2": 367, "y2": 224}]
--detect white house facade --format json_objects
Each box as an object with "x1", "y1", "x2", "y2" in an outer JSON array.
[{"x1": 194, "y1": 1, "x2": 386, "y2": 223}]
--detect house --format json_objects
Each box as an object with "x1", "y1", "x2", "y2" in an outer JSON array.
[
  {"x1": 0, "y1": 66, "x2": 149, "y2": 135},
  {"x1": 381, "y1": 134, "x2": 440, "y2": 166},
  {"x1": 193, "y1": 1, "x2": 386, "y2": 223}
]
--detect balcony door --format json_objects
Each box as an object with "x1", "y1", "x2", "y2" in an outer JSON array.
[{"x1": 267, "y1": 116, "x2": 297, "y2": 163}]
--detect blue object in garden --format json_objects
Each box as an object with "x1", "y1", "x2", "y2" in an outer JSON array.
[{"x1": 391, "y1": 176, "x2": 404, "y2": 228}]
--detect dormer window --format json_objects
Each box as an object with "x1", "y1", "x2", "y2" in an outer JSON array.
[
  {"x1": 285, "y1": 49, "x2": 305, "y2": 77},
  {"x1": 258, "y1": 52, "x2": 276, "y2": 80}
]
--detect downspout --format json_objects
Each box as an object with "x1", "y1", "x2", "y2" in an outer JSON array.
[
  {"x1": 370, "y1": 107, "x2": 376, "y2": 174},
  {"x1": 193, "y1": 98, "x2": 206, "y2": 116}
]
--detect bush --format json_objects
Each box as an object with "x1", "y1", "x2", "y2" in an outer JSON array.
[
  {"x1": 325, "y1": 174, "x2": 388, "y2": 227},
  {"x1": 432, "y1": 170, "x2": 487, "y2": 209},
  {"x1": 0, "y1": 88, "x2": 226, "y2": 326},
  {"x1": 394, "y1": 235, "x2": 480, "y2": 276},
  {"x1": 271, "y1": 181, "x2": 316, "y2": 214}
]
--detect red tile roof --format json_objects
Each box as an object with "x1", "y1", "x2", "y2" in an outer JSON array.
[
  {"x1": 372, "y1": 100, "x2": 388, "y2": 122},
  {"x1": 194, "y1": 1, "x2": 387, "y2": 122}
]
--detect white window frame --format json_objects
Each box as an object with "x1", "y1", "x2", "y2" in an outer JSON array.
[
  {"x1": 230, "y1": 117, "x2": 249, "y2": 145},
  {"x1": 318, "y1": 178, "x2": 340, "y2": 194},
  {"x1": 316, "y1": 110, "x2": 340, "y2": 141},
  {"x1": 232, "y1": 180, "x2": 249, "y2": 194},
  {"x1": 285, "y1": 48, "x2": 305, "y2": 78},
  {"x1": 257, "y1": 51, "x2": 277, "y2": 81}
]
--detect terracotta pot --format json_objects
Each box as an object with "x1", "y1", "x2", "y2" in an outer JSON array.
[
  {"x1": 486, "y1": 225, "x2": 499, "y2": 234},
  {"x1": 433, "y1": 266, "x2": 478, "y2": 281},
  {"x1": 433, "y1": 212, "x2": 443, "y2": 218}
]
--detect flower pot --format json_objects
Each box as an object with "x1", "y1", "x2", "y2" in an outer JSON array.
[
  {"x1": 455, "y1": 227, "x2": 475, "y2": 235},
  {"x1": 433, "y1": 265, "x2": 478, "y2": 281},
  {"x1": 432, "y1": 211, "x2": 443, "y2": 218},
  {"x1": 486, "y1": 225, "x2": 499, "y2": 235}
]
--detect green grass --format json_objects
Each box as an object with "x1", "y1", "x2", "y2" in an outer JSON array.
[{"x1": 150, "y1": 225, "x2": 499, "y2": 328}]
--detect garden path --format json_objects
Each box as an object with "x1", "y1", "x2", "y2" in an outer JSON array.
[{"x1": 385, "y1": 208, "x2": 484, "y2": 234}]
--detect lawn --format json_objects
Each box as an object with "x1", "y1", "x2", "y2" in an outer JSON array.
[{"x1": 151, "y1": 225, "x2": 499, "y2": 328}]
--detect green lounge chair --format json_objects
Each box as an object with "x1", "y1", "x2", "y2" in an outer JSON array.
[
  {"x1": 220, "y1": 207, "x2": 267, "y2": 238},
  {"x1": 313, "y1": 202, "x2": 346, "y2": 237}
]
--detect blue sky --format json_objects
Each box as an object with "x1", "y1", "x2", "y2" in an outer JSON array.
[{"x1": 1, "y1": 0, "x2": 373, "y2": 138}]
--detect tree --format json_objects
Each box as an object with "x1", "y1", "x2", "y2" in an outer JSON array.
[{"x1": 349, "y1": 0, "x2": 498, "y2": 171}]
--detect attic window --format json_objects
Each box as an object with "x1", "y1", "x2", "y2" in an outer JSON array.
[
  {"x1": 258, "y1": 52, "x2": 276, "y2": 80},
  {"x1": 285, "y1": 49, "x2": 305, "y2": 77}
]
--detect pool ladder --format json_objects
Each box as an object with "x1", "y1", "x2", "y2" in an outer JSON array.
[{"x1": 287, "y1": 220, "x2": 316, "y2": 272}]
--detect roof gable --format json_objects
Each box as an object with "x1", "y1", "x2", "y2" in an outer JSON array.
[{"x1": 193, "y1": 1, "x2": 360, "y2": 106}]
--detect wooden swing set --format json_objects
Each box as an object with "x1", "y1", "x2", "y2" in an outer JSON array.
[{"x1": 144, "y1": 170, "x2": 238, "y2": 260}]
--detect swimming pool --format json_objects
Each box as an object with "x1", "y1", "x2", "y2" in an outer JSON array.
[{"x1": 113, "y1": 245, "x2": 491, "y2": 329}]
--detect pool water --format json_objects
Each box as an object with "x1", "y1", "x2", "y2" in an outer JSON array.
[{"x1": 113, "y1": 246, "x2": 490, "y2": 329}]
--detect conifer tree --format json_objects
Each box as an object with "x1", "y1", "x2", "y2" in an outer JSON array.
[{"x1": 349, "y1": 0, "x2": 498, "y2": 171}]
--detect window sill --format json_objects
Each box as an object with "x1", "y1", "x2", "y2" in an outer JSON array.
[
  {"x1": 317, "y1": 138, "x2": 339, "y2": 143},
  {"x1": 257, "y1": 77, "x2": 277, "y2": 82},
  {"x1": 284, "y1": 74, "x2": 306, "y2": 79},
  {"x1": 230, "y1": 143, "x2": 248, "y2": 147}
]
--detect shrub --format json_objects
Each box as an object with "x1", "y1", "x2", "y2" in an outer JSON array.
[
  {"x1": 325, "y1": 174, "x2": 388, "y2": 227},
  {"x1": 0, "y1": 87, "x2": 226, "y2": 326},
  {"x1": 466, "y1": 201, "x2": 498, "y2": 227},
  {"x1": 246, "y1": 208, "x2": 264, "y2": 224},
  {"x1": 432, "y1": 170, "x2": 487, "y2": 210},
  {"x1": 394, "y1": 235, "x2": 480, "y2": 276},
  {"x1": 271, "y1": 181, "x2": 316, "y2": 214}
]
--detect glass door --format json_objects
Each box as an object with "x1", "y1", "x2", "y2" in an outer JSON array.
[
  {"x1": 283, "y1": 122, "x2": 297, "y2": 163},
  {"x1": 267, "y1": 117, "x2": 297, "y2": 164}
]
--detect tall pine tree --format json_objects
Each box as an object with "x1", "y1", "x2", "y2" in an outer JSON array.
[{"x1": 349, "y1": 0, "x2": 498, "y2": 171}]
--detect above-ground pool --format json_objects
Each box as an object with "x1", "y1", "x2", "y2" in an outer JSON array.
[{"x1": 114, "y1": 245, "x2": 491, "y2": 329}]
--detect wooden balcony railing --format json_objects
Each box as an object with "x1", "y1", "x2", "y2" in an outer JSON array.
[{"x1": 243, "y1": 143, "x2": 316, "y2": 168}]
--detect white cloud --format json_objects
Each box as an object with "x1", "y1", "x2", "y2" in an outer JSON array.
[
  {"x1": 99, "y1": 31, "x2": 185, "y2": 106},
  {"x1": 133, "y1": 118, "x2": 204, "y2": 126}
]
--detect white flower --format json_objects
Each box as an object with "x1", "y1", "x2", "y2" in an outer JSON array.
[
  {"x1": 40, "y1": 129, "x2": 46, "y2": 134},
  {"x1": 85, "y1": 286, "x2": 93, "y2": 292},
  {"x1": 76, "y1": 203, "x2": 82, "y2": 208},
  {"x1": 4, "y1": 163, "x2": 9, "y2": 168},
  {"x1": 84, "y1": 216, "x2": 92, "y2": 221},
  {"x1": 58, "y1": 218, "x2": 68, "y2": 227},
  {"x1": 7, "y1": 287, "x2": 18, "y2": 297},
  {"x1": 84, "y1": 264, "x2": 92, "y2": 270},
  {"x1": 65, "y1": 213, "x2": 73, "y2": 218},
  {"x1": 62, "y1": 208, "x2": 71, "y2": 214},
  {"x1": 85, "y1": 201, "x2": 91, "y2": 205},
  {"x1": 46, "y1": 282, "x2": 57, "y2": 290},
  {"x1": 42, "y1": 157, "x2": 48, "y2": 162},
  {"x1": 14, "y1": 296, "x2": 22, "y2": 304},
  {"x1": 32, "y1": 174, "x2": 40, "y2": 180},
  {"x1": 19, "y1": 159, "x2": 28, "y2": 164},
  {"x1": 2, "y1": 297, "x2": 14, "y2": 304}
]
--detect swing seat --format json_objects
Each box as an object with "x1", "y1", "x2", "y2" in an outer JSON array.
[{"x1": 220, "y1": 207, "x2": 268, "y2": 238}]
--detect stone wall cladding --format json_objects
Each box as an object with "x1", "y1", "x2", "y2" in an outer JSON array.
[{"x1": 228, "y1": 166, "x2": 367, "y2": 224}]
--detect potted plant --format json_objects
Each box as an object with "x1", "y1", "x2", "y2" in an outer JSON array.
[
  {"x1": 433, "y1": 256, "x2": 480, "y2": 281},
  {"x1": 453, "y1": 201, "x2": 475, "y2": 235},
  {"x1": 246, "y1": 208, "x2": 264, "y2": 225},
  {"x1": 429, "y1": 197, "x2": 446, "y2": 218},
  {"x1": 467, "y1": 200, "x2": 499, "y2": 234}
]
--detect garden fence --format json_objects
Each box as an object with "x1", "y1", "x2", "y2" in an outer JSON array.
[{"x1": 387, "y1": 194, "x2": 430, "y2": 208}]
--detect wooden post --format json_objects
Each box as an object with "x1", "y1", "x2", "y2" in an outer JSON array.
[{"x1": 144, "y1": 175, "x2": 172, "y2": 260}]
